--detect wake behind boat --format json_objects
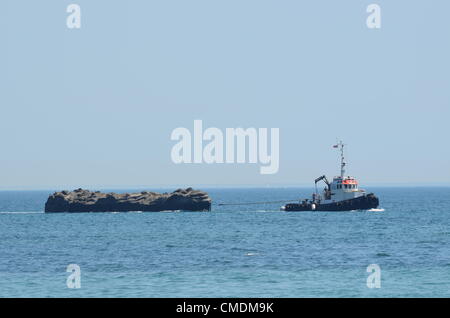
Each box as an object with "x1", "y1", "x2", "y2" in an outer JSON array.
[{"x1": 282, "y1": 141, "x2": 379, "y2": 212}]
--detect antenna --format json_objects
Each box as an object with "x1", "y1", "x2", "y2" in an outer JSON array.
[{"x1": 334, "y1": 140, "x2": 346, "y2": 178}]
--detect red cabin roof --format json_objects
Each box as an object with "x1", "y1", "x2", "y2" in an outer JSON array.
[{"x1": 342, "y1": 178, "x2": 358, "y2": 185}]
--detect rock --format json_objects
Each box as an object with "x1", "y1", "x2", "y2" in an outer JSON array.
[{"x1": 44, "y1": 188, "x2": 212, "y2": 213}]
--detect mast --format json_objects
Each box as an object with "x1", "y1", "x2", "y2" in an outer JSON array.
[{"x1": 336, "y1": 140, "x2": 346, "y2": 178}]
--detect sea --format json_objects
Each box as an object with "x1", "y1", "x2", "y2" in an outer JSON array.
[{"x1": 0, "y1": 187, "x2": 449, "y2": 297}]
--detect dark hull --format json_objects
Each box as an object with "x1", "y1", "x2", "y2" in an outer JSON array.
[{"x1": 284, "y1": 193, "x2": 379, "y2": 212}]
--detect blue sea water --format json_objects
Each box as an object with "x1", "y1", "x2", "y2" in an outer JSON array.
[{"x1": 0, "y1": 187, "x2": 449, "y2": 297}]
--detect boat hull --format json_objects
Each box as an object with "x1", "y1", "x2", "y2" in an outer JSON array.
[{"x1": 283, "y1": 193, "x2": 379, "y2": 212}]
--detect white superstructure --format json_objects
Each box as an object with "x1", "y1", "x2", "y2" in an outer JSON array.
[{"x1": 314, "y1": 141, "x2": 367, "y2": 204}]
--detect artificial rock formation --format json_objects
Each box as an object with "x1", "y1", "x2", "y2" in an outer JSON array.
[{"x1": 45, "y1": 188, "x2": 211, "y2": 212}]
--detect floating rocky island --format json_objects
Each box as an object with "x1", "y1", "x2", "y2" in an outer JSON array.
[{"x1": 44, "y1": 188, "x2": 212, "y2": 213}]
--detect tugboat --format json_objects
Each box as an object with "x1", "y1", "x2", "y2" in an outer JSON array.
[{"x1": 282, "y1": 141, "x2": 379, "y2": 211}]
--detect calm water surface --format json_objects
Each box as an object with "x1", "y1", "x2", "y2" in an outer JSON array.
[{"x1": 0, "y1": 187, "x2": 449, "y2": 297}]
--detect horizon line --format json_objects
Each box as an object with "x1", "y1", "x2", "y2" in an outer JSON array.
[{"x1": 1, "y1": 183, "x2": 450, "y2": 191}]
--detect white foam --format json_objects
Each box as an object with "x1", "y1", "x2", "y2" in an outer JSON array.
[
  {"x1": 0, "y1": 211, "x2": 43, "y2": 214},
  {"x1": 368, "y1": 208, "x2": 385, "y2": 212}
]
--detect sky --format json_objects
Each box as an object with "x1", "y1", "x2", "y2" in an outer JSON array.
[{"x1": 1, "y1": 0, "x2": 449, "y2": 189}]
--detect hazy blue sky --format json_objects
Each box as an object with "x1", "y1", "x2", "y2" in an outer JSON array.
[{"x1": 1, "y1": 1, "x2": 449, "y2": 189}]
